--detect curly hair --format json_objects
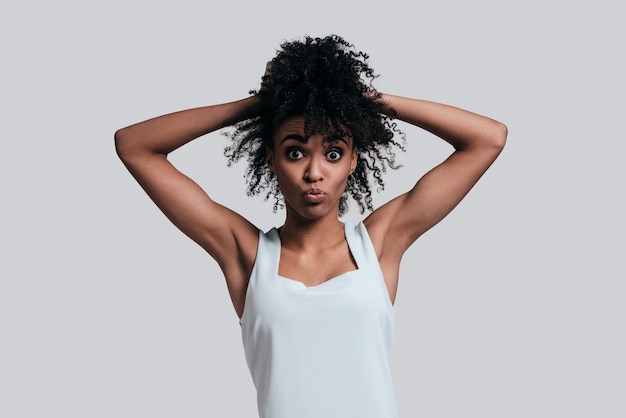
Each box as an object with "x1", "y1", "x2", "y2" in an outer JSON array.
[{"x1": 224, "y1": 34, "x2": 405, "y2": 216}]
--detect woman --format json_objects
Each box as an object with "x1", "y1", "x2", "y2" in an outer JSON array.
[{"x1": 115, "y1": 35, "x2": 507, "y2": 418}]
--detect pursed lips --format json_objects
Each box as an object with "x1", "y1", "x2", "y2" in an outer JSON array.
[{"x1": 302, "y1": 188, "x2": 326, "y2": 203}]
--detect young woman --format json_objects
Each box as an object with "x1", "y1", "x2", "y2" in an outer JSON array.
[{"x1": 115, "y1": 35, "x2": 507, "y2": 418}]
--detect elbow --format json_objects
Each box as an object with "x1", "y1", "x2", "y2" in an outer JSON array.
[
  {"x1": 114, "y1": 127, "x2": 135, "y2": 162},
  {"x1": 114, "y1": 128, "x2": 165, "y2": 166},
  {"x1": 483, "y1": 120, "x2": 507, "y2": 153},
  {"x1": 492, "y1": 121, "x2": 508, "y2": 150},
  {"x1": 113, "y1": 128, "x2": 128, "y2": 160}
]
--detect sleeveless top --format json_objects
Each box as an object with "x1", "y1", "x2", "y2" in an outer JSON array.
[{"x1": 240, "y1": 222, "x2": 397, "y2": 418}]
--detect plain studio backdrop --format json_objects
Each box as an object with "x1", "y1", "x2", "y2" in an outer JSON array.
[{"x1": 1, "y1": 1, "x2": 623, "y2": 417}]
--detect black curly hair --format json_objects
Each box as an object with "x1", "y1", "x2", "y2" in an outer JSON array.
[{"x1": 224, "y1": 34, "x2": 405, "y2": 216}]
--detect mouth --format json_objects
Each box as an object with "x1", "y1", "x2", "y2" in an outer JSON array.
[{"x1": 303, "y1": 188, "x2": 326, "y2": 203}]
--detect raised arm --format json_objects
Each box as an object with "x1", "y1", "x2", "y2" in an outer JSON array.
[
  {"x1": 366, "y1": 93, "x2": 507, "y2": 262},
  {"x1": 114, "y1": 97, "x2": 261, "y2": 317}
]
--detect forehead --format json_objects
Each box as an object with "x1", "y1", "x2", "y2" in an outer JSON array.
[
  {"x1": 275, "y1": 117, "x2": 306, "y2": 135},
  {"x1": 273, "y1": 117, "x2": 353, "y2": 146}
]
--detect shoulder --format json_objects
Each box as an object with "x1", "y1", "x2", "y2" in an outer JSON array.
[
  {"x1": 223, "y1": 214, "x2": 261, "y2": 272},
  {"x1": 362, "y1": 194, "x2": 408, "y2": 259},
  {"x1": 216, "y1": 217, "x2": 262, "y2": 319}
]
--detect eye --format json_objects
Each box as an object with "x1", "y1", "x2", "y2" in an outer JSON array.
[
  {"x1": 326, "y1": 149, "x2": 342, "y2": 161},
  {"x1": 287, "y1": 148, "x2": 304, "y2": 160}
]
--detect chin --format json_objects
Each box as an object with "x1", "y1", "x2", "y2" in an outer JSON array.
[{"x1": 290, "y1": 203, "x2": 338, "y2": 221}]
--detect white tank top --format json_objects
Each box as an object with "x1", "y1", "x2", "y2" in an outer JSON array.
[{"x1": 240, "y1": 222, "x2": 397, "y2": 418}]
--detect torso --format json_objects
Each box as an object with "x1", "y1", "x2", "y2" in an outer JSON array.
[
  {"x1": 277, "y1": 231, "x2": 358, "y2": 288},
  {"x1": 224, "y1": 214, "x2": 402, "y2": 318},
  {"x1": 239, "y1": 222, "x2": 398, "y2": 418}
]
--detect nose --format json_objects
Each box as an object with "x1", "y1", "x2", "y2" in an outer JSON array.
[{"x1": 304, "y1": 155, "x2": 324, "y2": 183}]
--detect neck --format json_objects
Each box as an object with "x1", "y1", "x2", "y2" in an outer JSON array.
[{"x1": 279, "y1": 213, "x2": 345, "y2": 251}]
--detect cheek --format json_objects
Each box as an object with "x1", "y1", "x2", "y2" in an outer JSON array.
[
  {"x1": 266, "y1": 149, "x2": 276, "y2": 174},
  {"x1": 274, "y1": 164, "x2": 300, "y2": 191}
]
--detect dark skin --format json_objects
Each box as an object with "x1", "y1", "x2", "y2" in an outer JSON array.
[
  {"x1": 267, "y1": 117, "x2": 359, "y2": 287},
  {"x1": 115, "y1": 93, "x2": 507, "y2": 318}
]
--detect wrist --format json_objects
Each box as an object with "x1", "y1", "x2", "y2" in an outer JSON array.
[
  {"x1": 240, "y1": 96, "x2": 263, "y2": 120},
  {"x1": 377, "y1": 93, "x2": 397, "y2": 117}
]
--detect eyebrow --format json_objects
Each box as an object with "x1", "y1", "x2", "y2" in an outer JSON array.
[
  {"x1": 280, "y1": 134, "x2": 307, "y2": 144},
  {"x1": 280, "y1": 134, "x2": 350, "y2": 146}
]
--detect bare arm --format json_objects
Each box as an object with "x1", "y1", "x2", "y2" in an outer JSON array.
[
  {"x1": 114, "y1": 97, "x2": 261, "y2": 317},
  {"x1": 366, "y1": 93, "x2": 507, "y2": 261}
]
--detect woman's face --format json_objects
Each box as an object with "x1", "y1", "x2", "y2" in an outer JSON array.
[{"x1": 267, "y1": 117, "x2": 357, "y2": 221}]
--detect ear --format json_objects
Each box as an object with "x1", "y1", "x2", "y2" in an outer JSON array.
[
  {"x1": 266, "y1": 147, "x2": 276, "y2": 174},
  {"x1": 349, "y1": 147, "x2": 358, "y2": 175}
]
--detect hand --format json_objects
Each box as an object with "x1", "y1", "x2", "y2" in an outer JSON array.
[{"x1": 259, "y1": 61, "x2": 274, "y2": 95}]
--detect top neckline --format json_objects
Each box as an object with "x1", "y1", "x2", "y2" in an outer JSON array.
[{"x1": 272, "y1": 222, "x2": 360, "y2": 289}]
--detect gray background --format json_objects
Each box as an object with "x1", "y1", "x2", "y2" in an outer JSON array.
[{"x1": 2, "y1": 0, "x2": 624, "y2": 417}]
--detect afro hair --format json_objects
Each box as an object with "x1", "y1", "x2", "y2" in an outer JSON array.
[{"x1": 224, "y1": 34, "x2": 405, "y2": 215}]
